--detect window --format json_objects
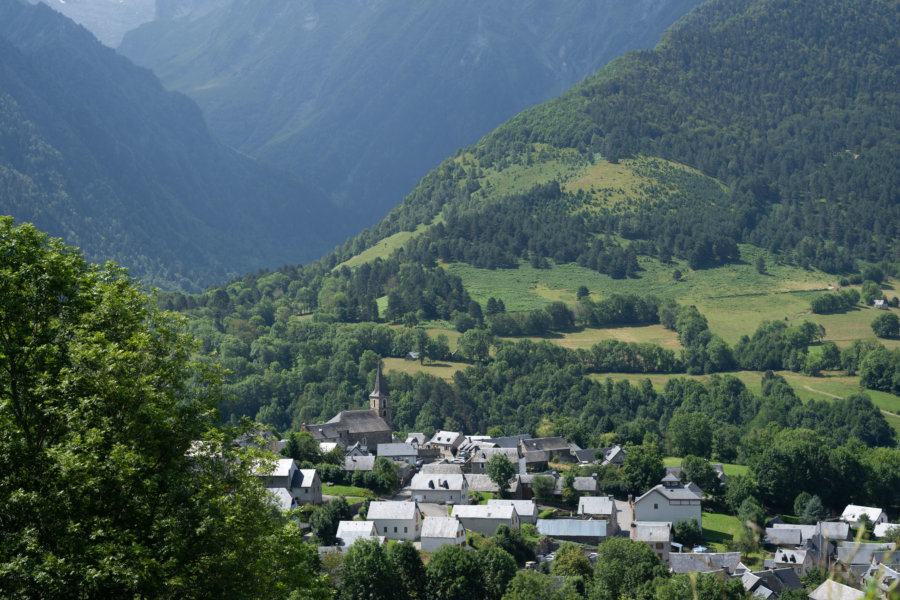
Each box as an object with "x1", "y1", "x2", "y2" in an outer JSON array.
[
  {"x1": 394, "y1": 527, "x2": 398, "y2": 533},
  {"x1": 404, "y1": 527, "x2": 408, "y2": 533},
  {"x1": 656, "y1": 543, "x2": 664, "y2": 549},
  {"x1": 654, "y1": 503, "x2": 658, "y2": 510}
]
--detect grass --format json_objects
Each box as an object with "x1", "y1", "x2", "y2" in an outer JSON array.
[
  {"x1": 532, "y1": 325, "x2": 681, "y2": 351},
  {"x1": 701, "y1": 511, "x2": 742, "y2": 550},
  {"x1": 383, "y1": 357, "x2": 469, "y2": 382},
  {"x1": 322, "y1": 484, "x2": 376, "y2": 499},
  {"x1": 336, "y1": 224, "x2": 430, "y2": 269},
  {"x1": 663, "y1": 457, "x2": 750, "y2": 478}
]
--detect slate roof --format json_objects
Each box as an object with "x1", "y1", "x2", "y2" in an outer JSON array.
[
  {"x1": 470, "y1": 447, "x2": 521, "y2": 463},
  {"x1": 770, "y1": 522, "x2": 851, "y2": 544},
  {"x1": 465, "y1": 474, "x2": 518, "y2": 494},
  {"x1": 808, "y1": 579, "x2": 865, "y2": 600},
  {"x1": 523, "y1": 450, "x2": 550, "y2": 464},
  {"x1": 258, "y1": 458, "x2": 295, "y2": 478},
  {"x1": 326, "y1": 409, "x2": 391, "y2": 434},
  {"x1": 631, "y1": 521, "x2": 672, "y2": 543},
  {"x1": 430, "y1": 431, "x2": 464, "y2": 446},
  {"x1": 836, "y1": 542, "x2": 897, "y2": 566},
  {"x1": 875, "y1": 523, "x2": 900, "y2": 539},
  {"x1": 773, "y1": 548, "x2": 807, "y2": 565},
  {"x1": 521, "y1": 437, "x2": 575, "y2": 453},
  {"x1": 267, "y1": 488, "x2": 295, "y2": 510},
  {"x1": 841, "y1": 504, "x2": 886, "y2": 524},
  {"x1": 487, "y1": 500, "x2": 537, "y2": 519},
  {"x1": 578, "y1": 496, "x2": 615, "y2": 516},
  {"x1": 298, "y1": 469, "x2": 317, "y2": 489},
  {"x1": 343, "y1": 455, "x2": 376, "y2": 471},
  {"x1": 420, "y1": 462, "x2": 464, "y2": 474},
  {"x1": 536, "y1": 519, "x2": 606, "y2": 538},
  {"x1": 553, "y1": 477, "x2": 597, "y2": 494},
  {"x1": 336, "y1": 520, "x2": 378, "y2": 545},
  {"x1": 367, "y1": 501, "x2": 419, "y2": 521},
  {"x1": 669, "y1": 552, "x2": 742, "y2": 575},
  {"x1": 487, "y1": 434, "x2": 531, "y2": 448},
  {"x1": 766, "y1": 527, "x2": 802, "y2": 546},
  {"x1": 377, "y1": 443, "x2": 417, "y2": 457},
  {"x1": 406, "y1": 433, "x2": 427, "y2": 446},
  {"x1": 410, "y1": 473, "x2": 466, "y2": 492},
  {"x1": 452, "y1": 505, "x2": 517, "y2": 521},
  {"x1": 422, "y1": 517, "x2": 463, "y2": 539},
  {"x1": 635, "y1": 483, "x2": 702, "y2": 503}
]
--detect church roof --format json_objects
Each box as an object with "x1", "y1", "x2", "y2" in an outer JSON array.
[
  {"x1": 326, "y1": 410, "x2": 391, "y2": 434},
  {"x1": 371, "y1": 363, "x2": 388, "y2": 398}
]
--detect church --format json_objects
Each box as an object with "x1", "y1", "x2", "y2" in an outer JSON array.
[{"x1": 301, "y1": 363, "x2": 393, "y2": 449}]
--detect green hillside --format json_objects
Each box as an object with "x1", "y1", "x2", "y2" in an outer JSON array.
[
  {"x1": 0, "y1": 0, "x2": 348, "y2": 291},
  {"x1": 118, "y1": 0, "x2": 705, "y2": 231}
]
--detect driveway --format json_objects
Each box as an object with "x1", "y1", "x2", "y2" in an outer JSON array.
[{"x1": 614, "y1": 499, "x2": 633, "y2": 536}]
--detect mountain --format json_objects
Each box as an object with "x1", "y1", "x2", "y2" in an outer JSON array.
[
  {"x1": 117, "y1": 0, "x2": 705, "y2": 232},
  {"x1": 29, "y1": 0, "x2": 156, "y2": 47},
  {"x1": 0, "y1": 0, "x2": 349, "y2": 291}
]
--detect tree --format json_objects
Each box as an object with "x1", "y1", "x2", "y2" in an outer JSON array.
[
  {"x1": 486, "y1": 454, "x2": 517, "y2": 497},
  {"x1": 373, "y1": 456, "x2": 400, "y2": 493},
  {"x1": 668, "y1": 412, "x2": 713, "y2": 458},
  {"x1": 282, "y1": 430, "x2": 323, "y2": 463},
  {"x1": 551, "y1": 543, "x2": 593, "y2": 579},
  {"x1": 590, "y1": 537, "x2": 667, "y2": 600},
  {"x1": 673, "y1": 518, "x2": 702, "y2": 547},
  {"x1": 649, "y1": 572, "x2": 748, "y2": 600},
  {"x1": 622, "y1": 441, "x2": 665, "y2": 495},
  {"x1": 457, "y1": 328, "x2": 493, "y2": 363},
  {"x1": 425, "y1": 545, "x2": 485, "y2": 600},
  {"x1": 799, "y1": 495, "x2": 827, "y2": 524},
  {"x1": 531, "y1": 475, "x2": 556, "y2": 501},
  {"x1": 488, "y1": 525, "x2": 536, "y2": 566},
  {"x1": 871, "y1": 312, "x2": 900, "y2": 338},
  {"x1": 681, "y1": 455, "x2": 722, "y2": 496},
  {"x1": 479, "y1": 546, "x2": 517, "y2": 600},
  {"x1": 387, "y1": 541, "x2": 427, "y2": 600},
  {"x1": 501, "y1": 571, "x2": 581, "y2": 600},
  {"x1": 724, "y1": 475, "x2": 759, "y2": 515},
  {"x1": 341, "y1": 538, "x2": 394, "y2": 600},
  {"x1": 755, "y1": 256, "x2": 767, "y2": 274},
  {"x1": 861, "y1": 280, "x2": 883, "y2": 305},
  {"x1": 310, "y1": 497, "x2": 352, "y2": 545},
  {"x1": 0, "y1": 218, "x2": 329, "y2": 599}
]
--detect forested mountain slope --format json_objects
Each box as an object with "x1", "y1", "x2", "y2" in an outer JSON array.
[
  {"x1": 118, "y1": 0, "x2": 705, "y2": 231},
  {"x1": 0, "y1": 0, "x2": 347, "y2": 291}
]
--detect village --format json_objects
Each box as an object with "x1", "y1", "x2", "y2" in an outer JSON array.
[{"x1": 250, "y1": 365, "x2": 899, "y2": 599}]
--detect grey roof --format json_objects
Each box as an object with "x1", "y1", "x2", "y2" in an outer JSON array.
[
  {"x1": 470, "y1": 447, "x2": 521, "y2": 463},
  {"x1": 420, "y1": 462, "x2": 464, "y2": 474},
  {"x1": 766, "y1": 527, "x2": 802, "y2": 546},
  {"x1": 298, "y1": 469, "x2": 318, "y2": 489},
  {"x1": 636, "y1": 483, "x2": 702, "y2": 503},
  {"x1": 487, "y1": 499, "x2": 537, "y2": 518},
  {"x1": 377, "y1": 443, "x2": 417, "y2": 457},
  {"x1": 336, "y1": 520, "x2": 378, "y2": 545},
  {"x1": 422, "y1": 517, "x2": 463, "y2": 539},
  {"x1": 773, "y1": 548, "x2": 807, "y2": 565},
  {"x1": 465, "y1": 473, "x2": 517, "y2": 494},
  {"x1": 536, "y1": 518, "x2": 606, "y2": 538},
  {"x1": 370, "y1": 363, "x2": 387, "y2": 397},
  {"x1": 553, "y1": 477, "x2": 598, "y2": 494},
  {"x1": 411, "y1": 473, "x2": 467, "y2": 492},
  {"x1": 841, "y1": 504, "x2": 886, "y2": 524},
  {"x1": 572, "y1": 448, "x2": 600, "y2": 463},
  {"x1": 662, "y1": 472, "x2": 681, "y2": 484},
  {"x1": 578, "y1": 496, "x2": 615, "y2": 516},
  {"x1": 521, "y1": 437, "x2": 575, "y2": 453},
  {"x1": 631, "y1": 521, "x2": 672, "y2": 543},
  {"x1": 430, "y1": 431, "x2": 464, "y2": 446},
  {"x1": 452, "y1": 505, "x2": 517, "y2": 521},
  {"x1": 837, "y1": 542, "x2": 897, "y2": 566},
  {"x1": 326, "y1": 409, "x2": 391, "y2": 435},
  {"x1": 255, "y1": 457, "x2": 295, "y2": 478},
  {"x1": 267, "y1": 488, "x2": 295, "y2": 510},
  {"x1": 367, "y1": 501, "x2": 419, "y2": 521},
  {"x1": 669, "y1": 552, "x2": 742, "y2": 575},
  {"x1": 406, "y1": 433, "x2": 427, "y2": 446},
  {"x1": 523, "y1": 450, "x2": 550, "y2": 463},
  {"x1": 808, "y1": 579, "x2": 865, "y2": 600},
  {"x1": 343, "y1": 455, "x2": 376, "y2": 471},
  {"x1": 875, "y1": 523, "x2": 900, "y2": 539},
  {"x1": 487, "y1": 434, "x2": 531, "y2": 448}
]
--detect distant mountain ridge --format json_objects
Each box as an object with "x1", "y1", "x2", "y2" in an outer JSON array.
[
  {"x1": 0, "y1": 0, "x2": 348, "y2": 291},
  {"x1": 118, "y1": 0, "x2": 706, "y2": 232},
  {"x1": 30, "y1": 0, "x2": 156, "y2": 46}
]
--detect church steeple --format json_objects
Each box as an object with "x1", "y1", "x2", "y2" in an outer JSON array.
[{"x1": 369, "y1": 362, "x2": 391, "y2": 428}]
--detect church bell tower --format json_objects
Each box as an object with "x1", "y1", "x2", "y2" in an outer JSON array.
[{"x1": 369, "y1": 362, "x2": 391, "y2": 428}]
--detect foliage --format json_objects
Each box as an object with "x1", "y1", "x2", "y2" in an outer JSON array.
[
  {"x1": 0, "y1": 218, "x2": 330, "y2": 598},
  {"x1": 340, "y1": 538, "x2": 394, "y2": 600},
  {"x1": 310, "y1": 497, "x2": 352, "y2": 545},
  {"x1": 531, "y1": 475, "x2": 556, "y2": 501},
  {"x1": 622, "y1": 441, "x2": 665, "y2": 495},
  {"x1": 425, "y1": 544, "x2": 485, "y2": 600},
  {"x1": 674, "y1": 518, "x2": 702, "y2": 547},
  {"x1": 387, "y1": 542, "x2": 427, "y2": 600},
  {"x1": 551, "y1": 543, "x2": 593, "y2": 579},
  {"x1": 590, "y1": 537, "x2": 668, "y2": 600},
  {"x1": 648, "y1": 572, "x2": 749, "y2": 600},
  {"x1": 485, "y1": 454, "x2": 517, "y2": 497},
  {"x1": 487, "y1": 525, "x2": 537, "y2": 566},
  {"x1": 871, "y1": 312, "x2": 900, "y2": 338},
  {"x1": 501, "y1": 571, "x2": 582, "y2": 600},
  {"x1": 479, "y1": 546, "x2": 518, "y2": 600},
  {"x1": 681, "y1": 455, "x2": 722, "y2": 496},
  {"x1": 283, "y1": 431, "x2": 323, "y2": 464}
]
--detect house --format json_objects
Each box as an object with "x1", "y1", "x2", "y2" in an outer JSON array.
[
  {"x1": 335, "y1": 521, "x2": 383, "y2": 548},
  {"x1": 421, "y1": 517, "x2": 466, "y2": 552},
  {"x1": 404, "y1": 351, "x2": 420, "y2": 361},
  {"x1": 520, "y1": 437, "x2": 580, "y2": 463},
  {"x1": 841, "y1": 504, "x2": 888, "y2": 529},
  {"x1": 522, "y1": 451, "x2": 551, "y2": 472},
  {"x1": 452, "y1": 504, "x2": 520, "y2": 536},
  {"x1": 571, "y1": 448, "x2": 602, "y2": 464},
  {"x1": 536, "y1": 519, "x2": 607, "y2": 545},
  {"x1": 836, "y1": 542, "x2": 898, "y2": 570},
  {"x1": 664, "y1": 463, "x2": 726, "y2": 484},
  {"x1": 740, "y1": 568, "x2": 802, "y2": 598},
  {"x1": 599, "y1": 445, "x2": 627, "y2": 467},
  {"x1": 267, "y1": 488, "x2": 298, "y2": 511},
  {"x1": 421, "y1": 462, "x2": 464, "y2": 475},
  {"x1": 405, "y1": 433, "x2": 427, "y2": 447},
  {"x1": 302, "y1": 364, "x2": 393, "y2": 448},
  {"x1": 468, "y1": 447, "x2": 522, "y2": 474},
  {"x1": 345, "y1": 441, "x2": 368, "y2": 457},
  {"x1": 366, "y1": 501, "x2": 423, "y2": 541},
  {"x1": 409, "y1": 473, "x2": 468, "y2": 504},
  {"x1": 577, "y1": 496, "x2": 618, "y2": 535},
  {"x1": 874, "y1": 299, "x2": 887, "y2": 309},
  {"x1": 874, "y1": 523, "x2": 900, "y2": 539},
  {"x1": 487, "y1": 499, "x2": 538, "y2": 525},
  {"x1": 487, "y1": 434, "x2": 532, "y2": 449},
  {"x1": 377, "y1": 443, "x2": 418, "y2": 465},
  {"x1": 808, "y1": 579, "x2": 865, "y2": 600},
  {"x1": 319, "y1": 442, "x2": 340, "y2": 454},
  {"x1": 632, "y1": 476, "x2": 703, "y2": 529},
  {"x1": 768, "y1": 522, "x2": 851, "y2": 546},
  {"x1": 631, "y1": 521, "x2": 673, "y2": 564},
  {"x1": 765, "y1": 527, "x2": 803, "y2": 547},
  {"x1": 296, "y1": 469, "x2": 322, "y2": 505},
  {"x1": 768, "y1": 548, "x2": 816, "y2": 576},
  {"x1": 343, "y1": 455, "x2": 376, "y2": 472},
  {"x1": 428, "y1": 431, "x2": 465, "y2": 457},
  {"x1": 554, "y1": 476, "x2": 598, "y2": 496},
  {"x1": 669, "y1": 552, "x2": 743, "y2": 576},
  {"x1": 465, "y1": 474, "x2": 520, "y2": 498},
  {"x1": 863, "y1": 562, "x2": 900, "y2": 597}
]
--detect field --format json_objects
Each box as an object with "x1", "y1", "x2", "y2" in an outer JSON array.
[
  {"x1": 383, "y1": 357, "x2": 469, "y2": 382},
  {"x1": 337, "y1": 224, "x2": 430, "y2": 269},
  {"x1": 321, "y1": 484, "x2": 376, "y2": 501},
  {"x1": 526, "y1": 325, "x2": 682, "y2": 351},
  {"x1": 663, "y1": 457, "x2": 749, "y2": 478}
]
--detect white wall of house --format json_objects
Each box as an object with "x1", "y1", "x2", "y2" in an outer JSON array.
[
  {"x1": 412, "y1": 488, "x2": 465, "y2": 504},
  {"x1": 633, "y1": 489, "x2": 702, "y2": 527}
]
